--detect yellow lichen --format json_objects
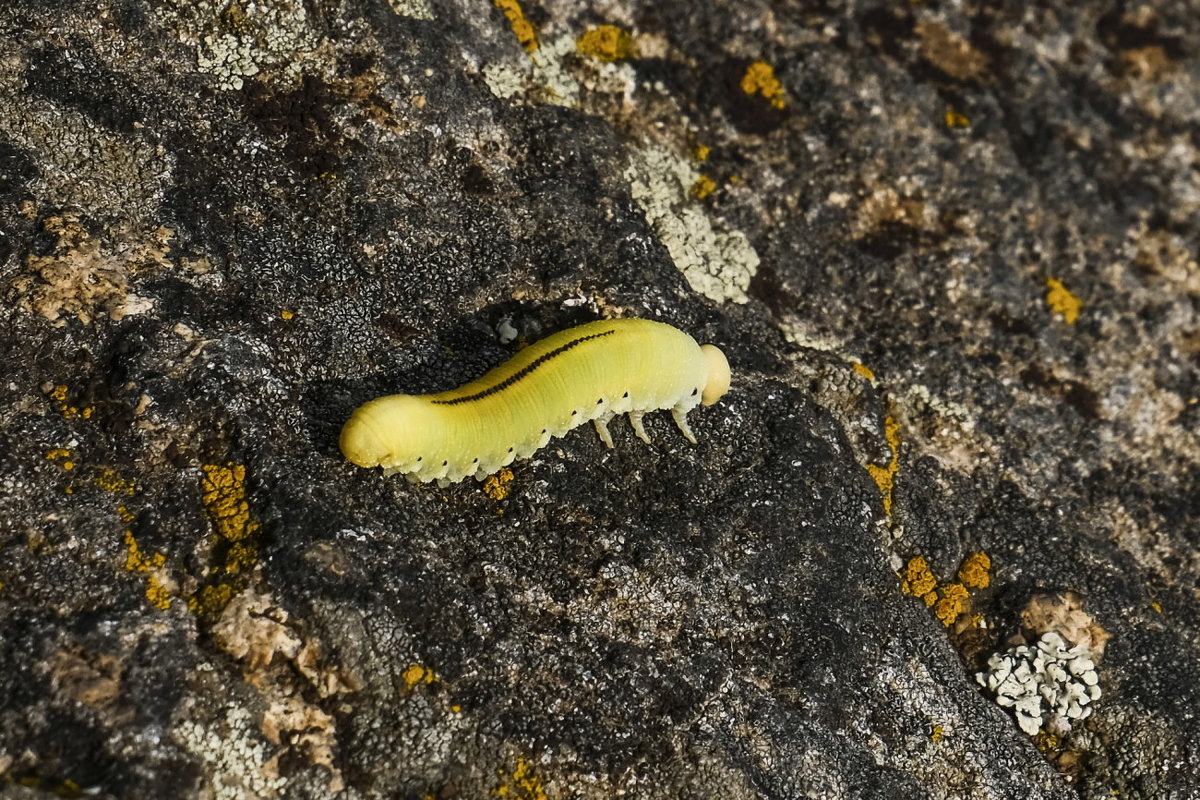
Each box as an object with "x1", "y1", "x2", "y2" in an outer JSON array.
[
  {"x1": 95, "y1": 469, "x2": 137, "y2": 495},
  {"x1": 483, "y1": 468, "x2": 514, "y2": 501},
  {"x1": 402, "y1": 664, "x2": 438, "y2": 689},
  {"x1": 187, "y1": 584, "x2": 236, "y2": 617},
  {"x1": 280, "y1": 309, "x2": 295, "y2": 320},
  {"x1": 852, "y1": 362, "x2": 875, "y2": 381},
  {"x1": 123, "y1": 530, "x2": 171, "y2": 610},
  {"x1": 900, "y1": 556, "x2": 938, "y2": 602},
  {"x1": 865, "y1": 416, "x2": 900, "y2": 516},
  {"x1": 200, "y1": 463, "x2": 261, "y2": 552},
  {"x1": 930, "y1": 724, "x2": 944, "y2": 743},
  {"x1": 494, "y1": 757, "x2": 548, "y2": 800},
  {"x1": 944, "y1": 110, "x2": 970, "y2": 128},
  {"x1": 740, "y1": 61, "x2": 786, "y2": 109},
  {"x1": 957, "y1": 552, "x2": 991, "y2": 589},
  {"x1": 46, "y1": 449, "x2": 74, "y2": 470},
  {"x1": 691, "y1": 144, "x2": 711, "y2": 161},
  {"x1": 934, "y1": 583, "x2": 969, "y2": 627},
  {"x1": 1150, "y1": 601, "x2": 1162, "y2": 613},
  {"x1": 190, "y1": 463, "x2": 262, "y2": 618},
  {"x1": 691, "y1": 175, "x2": 717, "y2": 200},
  {"x1": 493, "y1": 0, "x2": 538, "y2": 52},
  {"x1": 576, "y1": 25, "x2": 632, "y2": 62},
  {"x1": 1045, "y1": 278, "x2": 1082, "y2": 324}
]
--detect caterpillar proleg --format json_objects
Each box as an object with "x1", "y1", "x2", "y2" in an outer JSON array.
[{"x1": 340, "y1": 319, "x2": 731, "y2": 485}]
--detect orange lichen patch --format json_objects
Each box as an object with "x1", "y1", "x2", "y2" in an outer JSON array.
[
  {"x1": 494, "y1": 757, "x2": 548, "y2": 800},
  {"x1": 123, "y1": 530, "x2": 171, "y2": 610},
  {"x1": 852, "y1": 362, "x2": 875, "y2": 381},
  {"x1": 934, "y1": 583, "x2": 969, "y2": 627},
  {"x1": 187, "y1": 584, "x2": 236, "y2": 619},
  {"x1": 11, "y1": 214, "x2": 166, "y2": 326},
  {"x1": 900, "y1": 557, "x2": 938, "y2": 605},
  {"x1": 95, "y1": 469, "x2": 137, "y2": 495},
  {"x1": 740, "y1": 61, "x2": 786, "y2": 109},
  {"x1": 691, "y1": 175, "x2": 717, "y2": 200},
  {"x1": 1044, "y1": 278, "x2": 1082, "y2": 324},
  {"x1": 45, "y1": 449, "x2": 75, "y2": 470},
  {"x1": 1150, "y1": 601, "x2": 1163, "y2": 613},
  {"x1": 402, "y1": 664, "x2": 438, "y2": 689},
  {"x1": 45, "y1": 384, "x2": 95, "y2": 420},
  {"x1": 957, "y1": 552, "x2": 991, "y2": 589},
  {"x1": 189, "y1": 463, "x2": 263, "y2": 618},
  {"x1": 483, "y1": 468, "x2": 514, "y2": 501},
  {"x1": 280, "y1": 309, "x2": 295, "y2": 320},
  {"x1": 200, "y1": 462, "x2": 260, "y2": 573},
  {"x1": 493, "y1": 0, "x2": 538, "y2": 52},
  {"x1": 865, "y1": 415, "x2": 900, "y2": 516},
  {"x1": 944, "y1": 110, "x2": 970, "y2": 128},
  {"x1": 576, "y1": 25, "x2": 632, "y2": 61}
]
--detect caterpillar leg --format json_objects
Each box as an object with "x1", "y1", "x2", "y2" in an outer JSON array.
[
  {"x1": 627, "y1": 411, "x2": 651, "y2": 444},
  {"x1": 593, "y1": 415, "x2": 615, "y2": 449},
  {"x1": 671, "y1": 407, "x2": 697, "y2": 444}
]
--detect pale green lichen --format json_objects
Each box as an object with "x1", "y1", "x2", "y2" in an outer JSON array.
[
  {"x1": 482, "y1": 34, "x2": 582, "y2": 107},
  {"x1": 161, "y1": 0, "x2": 321, "y2": 91},
  {"x1": 624, "y1": 147, "x2": 759, "y2": 304},
  {"x1": 387, "y1": 0, "x2": 434, "y2": 20},
  {"x1": 174, "y1": 706, "x2": 288, "y2": 799}
]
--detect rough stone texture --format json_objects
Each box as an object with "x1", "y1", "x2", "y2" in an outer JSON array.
[{"x1": 1, "y1": 0, "x2": 1197, "y2": 798}]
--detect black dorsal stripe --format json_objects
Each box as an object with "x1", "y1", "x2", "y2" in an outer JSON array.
[{"x1": 431, "y1": 329, "x2": 616, "y2": 406}]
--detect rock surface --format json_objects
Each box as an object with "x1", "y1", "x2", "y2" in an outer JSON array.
[{"x1": 1, "y1": 1, "x2": 1198, "y2": 798}]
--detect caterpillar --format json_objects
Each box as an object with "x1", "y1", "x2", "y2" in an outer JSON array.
[{"x1": 340, "y1": 318, "x2": 731, "y2": 485}]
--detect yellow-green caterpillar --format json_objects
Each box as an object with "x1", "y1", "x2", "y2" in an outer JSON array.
[{"x1": 340, "y1": 318, "x2": 731, "y2": 485}]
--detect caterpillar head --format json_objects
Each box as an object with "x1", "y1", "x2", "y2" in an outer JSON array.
[
  {"x1": 699, "y1": 344, "x2": 731, "y2": 406},
  {"x1": 340, "y1": 395, "x2": 438, "y2": 471}
]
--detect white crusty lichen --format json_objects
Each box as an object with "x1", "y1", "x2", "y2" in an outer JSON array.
[
  {"x1": 161, "y1": 0, "x2": 321, "y2": 91},
  {"x1": 175, "y1": 706, "x2": 288, "y2": 799},
  {"x1": 482, "y1": 34, "x2": 581, "y2": 107},
  {"x1": 624, "y1": 147, "x2": 759, "y2": 304},
  {"x1": 387, "y1": 0, "x2": 434, "y2": 20},
  {"x1": 976, "y1": 632, "x2": 1101, "y2": 736}
]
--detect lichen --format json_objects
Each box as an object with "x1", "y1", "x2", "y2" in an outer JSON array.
[
  {"x1": 387, "y1": 0, "x2": 434, "y2": 20},
  {"x1": 483, "y1": 468, "x2": 514, "y2": 500},
  {"x1": 576, "y1": 26, "x2": 632, "y2": 62},
  {"x1": 624, "y1": 146, "x2": 759, "y2": 304},
  {"x1": 174, "y1": 706, "x2": 288, "y2": 799},
  {"x1": 493, "y1": 757, "x2": 548, "y2": 800},
  {"x1": 188, "y1": 463, "x2": 262, "y2": 618},
  {"x1": 402, "y1": 664, "x2": 438, "y2": 689},
  {"x1": 739, "y1": 61, "x2": 786, "y2": 109},
  {"x1": 492, "y1": 0, "x2": 539, "y2": 52},
  {"x1": 900, "y1": 557, "x2": 938, "y2": 605},
  {"x1": 690, "y1": 174, "x2": 716, "y2": 200},
  {"x1": 11, "y1": 215, "x2": 165, "y2": 326},
  {"x1": 123, "y1": 529, "x2": 171, "y2": 610},
  {"x1": 934, "y1": 583, "x2": 969, "y2": 627},
  {"x1": 957, "y1": 552, "x2": 991, "y2": 589},
  {"x1": 162, "y1": 0, "x2": 321, "y2": 91},
  {"x1": 864, "y1": 416, "x2": 900, "y2": 516},
  {"x1": 1044, "y1": 277, "x2": 1082, "y2": 324}
]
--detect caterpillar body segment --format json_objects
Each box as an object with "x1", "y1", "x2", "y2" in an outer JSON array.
[{"x1": 340, "y1": 318, "x2": 731, "y2": 484}]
